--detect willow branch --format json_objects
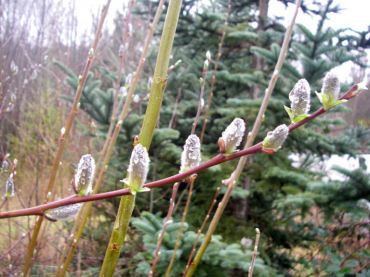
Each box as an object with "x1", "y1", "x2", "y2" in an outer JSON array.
[
  {"x1": 55, "y1": 1, "x2": 166, "y2": 275},
  {"x1": 0, "y1": 83, "x2": 361, "y2": 219},
  {"x1": 21, "y1": 1, "x2": 112, "y2": 275},
  {"x1": 183, "y1": 186, "x2": 220, "y2": 276},
  {"x1": 149, "y1": 182, "x2": 180, "y2": 276},
  {"x1": 248, "y1": 228, "x2": 261, "y2": 277},
  {"x1": 166, "y1": 176, "x2": 195, "y2": 276}
]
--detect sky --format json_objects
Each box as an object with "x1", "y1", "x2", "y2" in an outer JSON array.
[
  {"x1": 74, "y1": 0, "x2": 370, "y2": 36},
  {"x1": 73, "y1": 0, "x2": 369, "y2": 81}
]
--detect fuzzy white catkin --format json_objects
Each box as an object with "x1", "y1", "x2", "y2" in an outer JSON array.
[
  {"x1": 357, "y1": 199, "x2": 370, "y2": 213},
  {"x1": 180, "y1": 134, "x2": 201, "y2": 173},
  {"x1": 45, "y1": 203, "x2": 82, "y2": 221},
  {"x1": 289, "y1": 79, "x2": 311, "y2": 116},
  {"x1": 321, "y1": 72, "x2": 340, "y2": 99},
  {"x1": 222, "y1": 118, "x2": 246, "y2": 153},
  {"x1": 263, "y1": 124, "x2": 289, "y2": 151},
  {"x1": 128, "y1": 144, "x2": 150, "y2": 188},
  {"x1": 5, "y1": 173, "x2": 15, "y2": 197},
  {"x1": 74, "y1": 154, "x2": 95, "y2": 195}
]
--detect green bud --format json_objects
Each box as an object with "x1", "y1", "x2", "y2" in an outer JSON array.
[
  {"x1": 285, "y1": 79, "x2": 311, "y2": 123},
  {"x1": 262, "y1": 124, "x2": 289, "y2": 152}
]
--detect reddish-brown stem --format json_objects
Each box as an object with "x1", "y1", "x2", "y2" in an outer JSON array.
[
  {"x1": 0, "y1": 84, "x2": 362, "y2": 220},
  {"x1": 183, "y1": 186, "x2": 220, "y2": 275},
  {"x1": 149, "y1": 182, "x2": 180, "y2": 276}
]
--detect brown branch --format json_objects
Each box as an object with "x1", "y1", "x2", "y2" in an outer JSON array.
[{"x1": 0, "y1": 84, "x2": 362, "y2": 220}]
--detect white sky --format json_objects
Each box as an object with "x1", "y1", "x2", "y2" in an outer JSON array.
[
  {"x1": 73, "y1": 0, "x2": 369, "y2": 82},
  {"x1": 74, "y1": 0, "x2": 370, "y2": 35}
]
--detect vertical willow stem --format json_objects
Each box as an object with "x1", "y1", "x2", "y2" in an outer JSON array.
[
  {"x1": 149, "y1": 182, "x2": 180, "y2": 276},
  {"x1": 166, "y1": 177, "x2": 195, "y2": 277},
  {"x1": 185, "y1": 1, "x2": 301, "y2": 275},
  {"x1": 99, "y1": 0, "x2": 182, "y2": 275},
  {"x1": 199, "y1": 0, "x2": 230, "y2": 143},
  {"x1": 56, "y1": 1, "x2": 167, "y2": 275},
  {"x1": 248, "y1": 228, "x2": 261, "y2": 277},
  {"x1": 21, "y1": 1, "x2": 111, "y2": 275}
]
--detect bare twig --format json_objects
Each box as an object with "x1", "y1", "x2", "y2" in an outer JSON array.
[
  {"x1": 56, "y1": 0, "x2": 166, "y2": 275},
  {"x1": 149, "y1": 182, "x2": 180, "y2": 276},
  {"x1": 166, "y1": 176, "x2": 195, "y2": 276},
  {"x1": 0, "y1": 84, "x2": 364, "y2": 220},
  {"x1": 248, "y1": 228, "x2": 261, "y2": 277},
  {"x1": 183, "y1": 186, "x2": 220, "y2": 275},
  {"x1": 191, "y1": 55, "x2": 210, "y2": 134},
  {"x1": 199, "y1": 0, "x2": 231, "y2": 142},
  {"x1": 21, "y1": 1, "x2": 112, "y2": 275},
  {"x1": 185, "y1": 1, "x2": 302, "y2": 275}
]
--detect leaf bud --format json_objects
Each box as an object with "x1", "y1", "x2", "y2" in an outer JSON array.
[
  {"x1": 44, "y1": 203, "x2": 82, "y2": 222},
  {"x1": 73, "y1": 154, "x2": 95, "y2": 195},
  {"x1": 289, "y1": 79, "x2": 310, "y2": 116},
  {"x1": 127, "y1": 144, "x2": 150, "y2": 194},
  {"x1": 321, "y1": 71, "x2": 340, "y2": 100},
  {"x1": 262, "y1": 124, "x2": 289, "y2": 152},
  {"x1": 221, "y1": 118, "x2": 246, "y2": 154}
]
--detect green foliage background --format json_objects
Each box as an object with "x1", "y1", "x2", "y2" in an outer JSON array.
[{"x1": 18, "y1": 0, "x2": 370, "y2": 275}]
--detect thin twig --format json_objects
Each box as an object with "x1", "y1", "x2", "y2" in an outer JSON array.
[
  {"x1": 183, "y1": 186, "x2": 220, "y2": 276},
  {"x1": 185, "y1": 1, "x2": 302, "y2": 275},
  {"x1": 199, "y1": 0, "x2": 230, "y2": 143},
  {"x1": 21, "y1": 1, "x2": 112, "y2": 275},
  {"x1": 168, "y1": 88, "x2": 182, "y2": 128},
  {"x1": 191, "y1": 55, "x2": 210, "y2": 134},
  {"x1": 166, "y1": 176, "x2": 195, "y2": 277},
  {"x1": 149, "y1": 182, "x2": 180, "y2": 276},
  {"x1": 56, "y1": 0, "x2": 166, "y2": 275},
  {"x1": 248, "y1": 228, "x2": 261, "y2": 277},
  {"x1": 0, "y1": 84, "x2": 363, "y2": 219}
]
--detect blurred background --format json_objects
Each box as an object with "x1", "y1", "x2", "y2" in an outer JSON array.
[{"x1": 0, "y1": 0, "x2": 369, "y2": 275}]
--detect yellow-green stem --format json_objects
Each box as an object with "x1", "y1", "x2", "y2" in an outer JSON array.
[
  {"x1": 99, "y1": 195, "x2": 136, "y2": 276},
  {"x1": 56, "y1": 0, "x2": 167, "y2": 274},
  {"x1": 99, "y1": 0, "x2": 182, "y2": 275}
]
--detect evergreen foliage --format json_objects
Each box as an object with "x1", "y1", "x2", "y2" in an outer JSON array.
[{"x1": 54, "y1": 0, "x2": 369, "y2": 275}]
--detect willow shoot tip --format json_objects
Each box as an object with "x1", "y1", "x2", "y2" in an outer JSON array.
[
  {"x1": 316, "y1": 71, "x2": 345, "y2": 110},
  {"x1": 285, "y1": 79, "x2": 310, "y2": 123},
  {"x1": 125, "y1": 144, "x2": 150, "y2": 194},
  {"x1": 220, "y1": 118, "x2": 246, "y2": 154},
  {"x1": 180, "y1": 134, "x2": 201, "y2": 174},
  {"x1": 262, "y1": 124, "x2": 289, "y2": 153},
  {"x1": 73, "y1": 154, "x2": 96, "y2": 196}
]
